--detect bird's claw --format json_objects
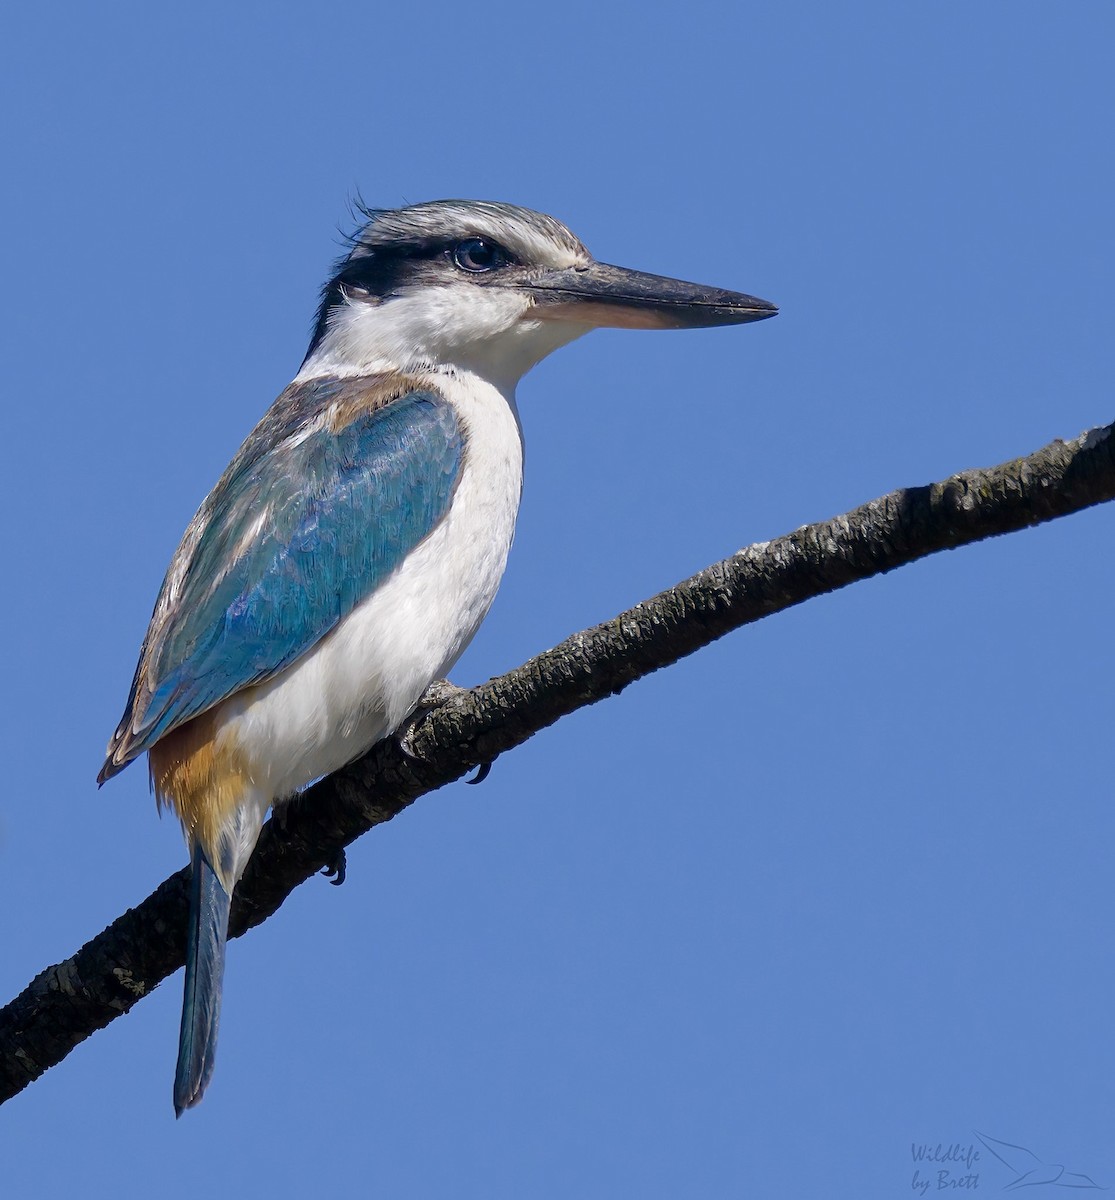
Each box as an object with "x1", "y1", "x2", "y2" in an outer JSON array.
[
  {"x1": 467, "y1": 759, "x2": 495, "y2": 785},
  {"x1": 321, "y1": 847, "x2": 347, "y2": 887}
]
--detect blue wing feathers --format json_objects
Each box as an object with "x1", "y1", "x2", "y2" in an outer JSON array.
[{"x1": 103, "y1": 377, "x2": 462, "y2": 771}]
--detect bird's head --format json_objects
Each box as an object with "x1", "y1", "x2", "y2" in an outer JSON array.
[{"x1": 301, "y1": 199, "x2": 776, "y2": 391}]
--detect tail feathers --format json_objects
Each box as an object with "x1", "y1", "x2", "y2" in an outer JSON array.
[{"x1": 174, "y1": 844, "x2": 232, "y2": 1116}]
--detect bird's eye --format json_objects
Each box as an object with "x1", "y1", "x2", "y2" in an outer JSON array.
[{"x1": 451, "y1": 238, "x2": 505, "y2": 273}]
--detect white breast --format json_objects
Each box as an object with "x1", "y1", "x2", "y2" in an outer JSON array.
[{"x1": 216, "y1": 368, "x2": 524, "y2": 802}]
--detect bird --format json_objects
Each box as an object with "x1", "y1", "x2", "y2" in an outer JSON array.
[{"x1": 97, "y1": 199, "x2": 777, "y2": 1114}]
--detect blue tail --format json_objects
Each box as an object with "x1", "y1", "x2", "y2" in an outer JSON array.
[{"x1": 174, "y1": 844, "x2": 231, "y2": 1116}]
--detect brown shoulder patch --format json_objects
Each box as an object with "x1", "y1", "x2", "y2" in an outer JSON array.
[{"x1": 323, "y1": 373, "x2": 433, "y2": 434}]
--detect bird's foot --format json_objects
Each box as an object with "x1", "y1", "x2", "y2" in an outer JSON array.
[
  {"x1": 321, "y1": 847, "x2": 347, "y2": 887},
  {"x1": 418, "y1": 678, "x2": 470, "y2": 710},
  {"x1": 397, "y1": 679, "x2": 470, "y2": 760},
  {"x1": 397, "y1": 680, "x2": 496, "y2": 784}
]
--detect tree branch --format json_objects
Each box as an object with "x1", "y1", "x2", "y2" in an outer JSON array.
[{"x1": 3, "y1": 420, "x2": 1112, "y2": 1105}]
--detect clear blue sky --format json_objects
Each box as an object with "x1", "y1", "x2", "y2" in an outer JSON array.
[{"x1": 4, "y1": 3, "x2": 1112, "y2": 1195}]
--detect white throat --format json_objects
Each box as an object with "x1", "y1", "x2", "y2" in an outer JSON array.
[{"x1": 296, "y1": 284, "x2": 591, "y2": 395}]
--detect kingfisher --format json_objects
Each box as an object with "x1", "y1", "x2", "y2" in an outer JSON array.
[{"x1": 98, "y1": 199, "x2": 777, "y2": 1114}]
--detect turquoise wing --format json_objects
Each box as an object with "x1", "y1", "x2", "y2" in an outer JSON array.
[{"x1": 100, "y1": 375, "x2": 462, "y2": 779}]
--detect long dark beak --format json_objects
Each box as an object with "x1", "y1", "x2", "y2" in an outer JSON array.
[{"x1": 521, "y1": 260, "x2": 777, "y2": 330}]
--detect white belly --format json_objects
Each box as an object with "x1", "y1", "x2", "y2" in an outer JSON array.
[{"x1": 217, "y1": 369, "x2": 523, "y2": 801}]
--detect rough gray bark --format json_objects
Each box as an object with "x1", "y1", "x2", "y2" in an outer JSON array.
[{"x1": 2, "y1": 420, "x2": 1112, "y2": 1106}]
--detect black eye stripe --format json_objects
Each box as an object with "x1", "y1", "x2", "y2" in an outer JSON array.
[
  {"x1": 305, "y1": 235, "x2": 520, "y2": 359},
  {"x1": 339, "y1": 236, "x2": 516, "y2": 284}
]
